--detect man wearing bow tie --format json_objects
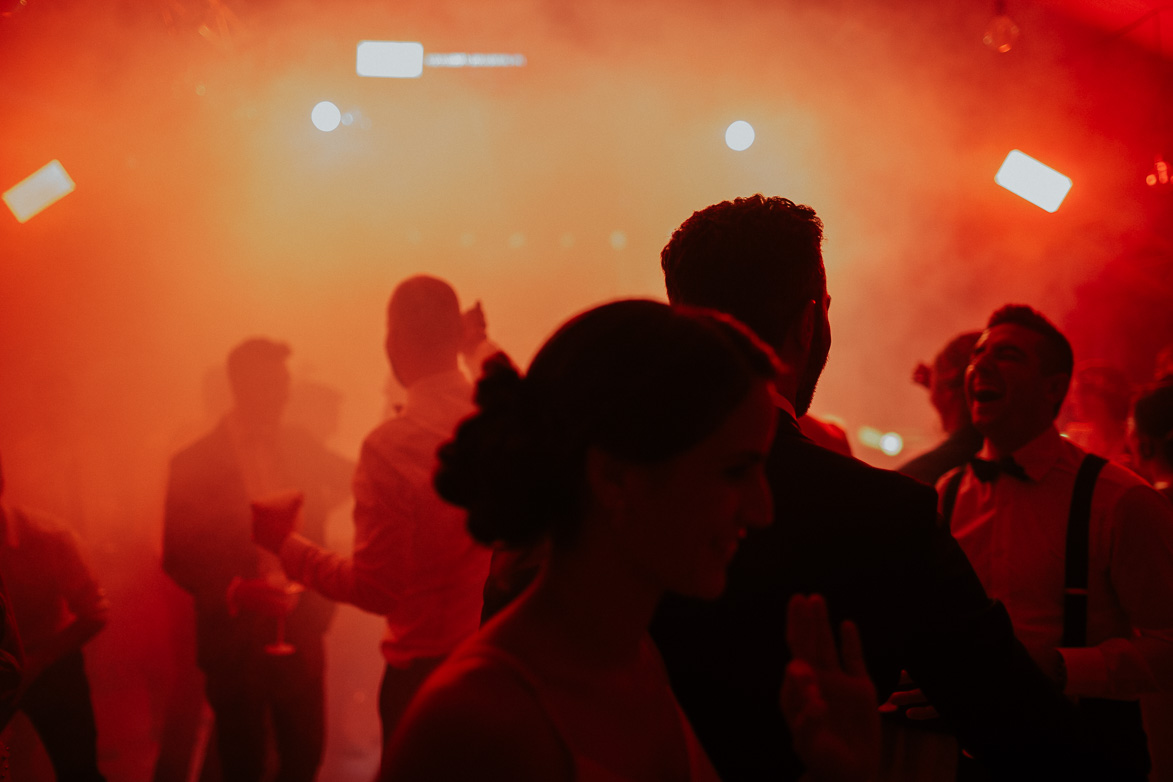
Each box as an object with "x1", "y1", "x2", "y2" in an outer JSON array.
[{"x1": 941, "y1": 304, "x2": 1173, "y2": 777}]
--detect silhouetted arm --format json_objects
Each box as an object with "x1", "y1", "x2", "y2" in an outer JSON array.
[{"x1": 280, "y1": 437, "x2": 409, "y2": 615}]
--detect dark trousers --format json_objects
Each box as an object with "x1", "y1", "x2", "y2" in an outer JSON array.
[
  {"x1": 21, "y1": 650, "x2": 106, "y2": 782},
  {"x1": 377, "y1": 656, "x2": 444, "y2": 772},
  {"x1": 203, "y1": 640, "x2": 325, "y2": 782}
]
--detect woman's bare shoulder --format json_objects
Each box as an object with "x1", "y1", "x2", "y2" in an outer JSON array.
[{"x1": 382, "y1": 650, "x2": 573, "y2": 782}]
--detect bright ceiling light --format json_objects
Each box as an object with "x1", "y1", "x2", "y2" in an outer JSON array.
[
  {"x1": 357, "y1": 41, "x2": 425, "y2": 78},
  {"x1": 725, "y1": 121, "x2": 755, "y2": 151},
  {"x1": 311, "y1": 101, "x2": 342, "y2": 132},
  {"x1": 995, "y1": 150, "x2": 1072, "y2": 213},
  {"x1": 3, "y1": 159, "x2": 75, "y2": 224}
]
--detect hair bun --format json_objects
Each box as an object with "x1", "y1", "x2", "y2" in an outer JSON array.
[
  {"x1": 473, "y1": 352, "x2": 524, "y2": 411},
  {"x1": 435, "y1": 354, "x2": 553, "y2": 548}
]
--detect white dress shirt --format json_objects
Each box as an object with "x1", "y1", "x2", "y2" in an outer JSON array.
[
  {"x1": 281, "y1": 368, "x2": 492, "y2": 666},
  {"x1": 942, "y1": 425, "x2": 1173, "y2": 700}
]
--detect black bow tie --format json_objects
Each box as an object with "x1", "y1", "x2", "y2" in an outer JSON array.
[{"x1": 969, "y1": 456, "x2": 1031, "y2": 483}]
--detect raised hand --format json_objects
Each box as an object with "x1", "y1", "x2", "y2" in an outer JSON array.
[
  {"x1": 781, "y1": 593, "x2": 880, "y2": 782},
  {"x1": 912, "y1": 362, "x2": 932, "y2": 389},
  {"x1": 461, "y1": 301, "x2": 488, "y2": 358}
]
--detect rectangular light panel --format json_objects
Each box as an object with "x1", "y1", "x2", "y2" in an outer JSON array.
[
  {"x1": 995, "y1": 150, "x2": 1072, "y2": 213},
  {"x1": 3, "y1": 159, "x2": 76, "y2": 223},
  {"x1": 356, "y1": 41, "x2": 424, "y2": 78}
]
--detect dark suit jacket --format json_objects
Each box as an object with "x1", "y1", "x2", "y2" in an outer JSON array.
[
  {"x1": 651, "y1": 411, "x2": 1121, "y2": 781},
  {"x1": 162, "y1": 421, "x2": 350, "y2": 673}
]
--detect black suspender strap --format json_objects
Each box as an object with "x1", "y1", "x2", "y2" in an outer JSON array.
[
  {"x1": 1062, "y1": 454, "x2": 1108, "y2": 649},
  {"x1": 939, "y1": 468, "x2": 965, "y2": 529}
]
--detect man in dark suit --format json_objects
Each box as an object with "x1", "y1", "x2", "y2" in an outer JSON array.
[
  {"x1": 650, "y1": 194, "x2": 1124, "y2": 780},
  {"x1": 163, "y1": 338, "x2": 351, "y2": 782}
]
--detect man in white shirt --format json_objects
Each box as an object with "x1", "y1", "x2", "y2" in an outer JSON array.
[
  {"x1": 941, "y1": 304, "x2": 1173, "y2": 777},
  {"x1": 253, "y1": 275, "x2": 494, "y2": 771}
]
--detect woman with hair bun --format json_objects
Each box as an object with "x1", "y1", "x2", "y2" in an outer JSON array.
[{"x1": 383, "y1": 299, "x2": 878, "y2": 782}]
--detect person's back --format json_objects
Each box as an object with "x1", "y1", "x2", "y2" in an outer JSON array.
[
  {"x1": 0, "y1": 454, "x2": 108, "y2": 782},
  {"x1": 898, "y1": 331, "x2": 983, "y2": 485},
  {"x1": 654, "y1": 422, "x2": 1061, "y2": 778}
]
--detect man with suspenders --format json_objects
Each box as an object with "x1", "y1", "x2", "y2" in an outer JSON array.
[{"x1": 941, "y1": 304, "x2": 1173, "y2": 776}]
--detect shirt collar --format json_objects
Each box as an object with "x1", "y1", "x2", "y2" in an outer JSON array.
[
  {"x1": 772, "y1": 391, "x2": 797, "y2": 421},
  {"x1": 977, "y1": 424, "x2": 1063, "y2": 482}
]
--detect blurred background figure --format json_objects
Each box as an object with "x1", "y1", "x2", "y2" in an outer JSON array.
[
  {"x1": 1155, "y1": 345, "x2": 1173, "y2": 384},
  {"x1": 162, "y1": 338, "x2": 351, "y2": 782},
  {"x1": 0, "y1": 452, "x2": 109, "y2": 781},
  {"x1": 1063, "y1": 362, "x2": 1133, "y2": 466},
  {"x1": 251, "y1": 276, "x2": 498, "y2": 773},
  {"x1": 898, "y1": 331, "x2": 983, "y2": 485},
  {"x1": 1131, "y1": 382, "x2": 1173, "y2": 495},
  {"x1": 1128, "y1": 380, "x2": 1173, "y2": 782}
]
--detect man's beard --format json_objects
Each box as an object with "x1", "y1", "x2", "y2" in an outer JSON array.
[{"x1": 795, "y1": 333, "x2": 830, "y2": 418}]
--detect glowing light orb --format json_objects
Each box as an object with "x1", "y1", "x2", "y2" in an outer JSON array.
[
  {"x1": 610, "y1": 230, "x2": 627, "y2": 250},
  {"x1": 507, "y1": 232, "x2": 526, "y2": 249},
  {"x1": 879, "y1": 432, "x2": 904, "y2": 456},
  {"x1": 311, "y1": 101, "x2": 342, "y2": 132},
  {"x1": 725, "y1": 121, "x2": 755, "y2": 151},
  {"x1": 858, "y1": 426, "x2": 903, "y2": 456},
  {"x1": 994, "y1": 150, "x2": 1072, "y2": 213}
]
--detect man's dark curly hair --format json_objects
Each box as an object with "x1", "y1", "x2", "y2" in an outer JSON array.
[
  {"x1": 986, "y1": 304, "x2": 1074, "y2": 378},
  {"x1": 661, "y1": 194, "x2": 825, "y2": 350}
]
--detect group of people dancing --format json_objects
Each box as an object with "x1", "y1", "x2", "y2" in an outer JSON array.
[{"x1": 6, "y1": 193, "x2": 1173, "y2": 782}]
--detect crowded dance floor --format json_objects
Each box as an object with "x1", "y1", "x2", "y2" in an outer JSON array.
[{"x1": 2, "y1": 0, "x2": 1173, "y2": 779}]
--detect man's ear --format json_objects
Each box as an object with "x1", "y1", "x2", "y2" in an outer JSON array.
[
  {"x1": 1047, "y1": 373, "x2": 1072, "y2": 412},
  {"x1": 584, "y1": 447, "x2": 630, "y2": 518},
  {"x1": 798, "y1": 299, "x2": 817, "y2": 347},
  {"x1": 777, "y1": 299, "x2": 818, "y2": 361}
]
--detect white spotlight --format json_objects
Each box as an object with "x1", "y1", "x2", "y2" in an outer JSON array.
[
  {"x1": 3, "y1": 159, "x2": 75, "y2": 224},
  {"x1": 311, "y1": 101, "x2": 342, "y2": 132},
  {"x1": 995, "y1": 150, "x2": 1072, "y2": 213},
  {"x1": 725, "y1": 120, "x2": 755, "y2": 151},
  {"x1": 357, "y1": 41, "x2": 425, "y2": 78},
  {"x1": 879, "y1": 432, "x2": 904, "y2": 456},
  {"x1": 858, "y1": 426, "x2": 905, "y2": 456}
]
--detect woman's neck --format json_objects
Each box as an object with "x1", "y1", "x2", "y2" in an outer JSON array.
[{"x1": 511, "y1": 541, "x2": 662, "y2": 673}]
